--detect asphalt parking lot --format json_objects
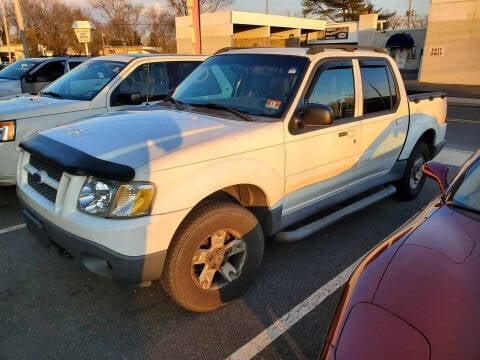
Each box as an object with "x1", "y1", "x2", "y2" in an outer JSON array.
[{"x1": 0, "y1": 105, "x2": 478, "y2": 360}]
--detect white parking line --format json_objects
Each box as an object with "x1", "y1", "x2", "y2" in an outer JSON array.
[
  {"x1": 0, "y1": 223, "x2": 26, "y2": 235},
  {"x1": 226, "y1": 257, "x2": 363, "y2": 360}
]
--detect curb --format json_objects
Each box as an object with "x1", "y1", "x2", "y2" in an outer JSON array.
[{"x1": 447, "y1": 97, "x2": 480, "y2": 107}]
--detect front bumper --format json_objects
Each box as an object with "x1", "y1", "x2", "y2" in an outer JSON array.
[{"x1": 20, "y1": 199, "x2": 167, "y2": 284}]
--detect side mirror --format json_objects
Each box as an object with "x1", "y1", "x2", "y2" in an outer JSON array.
[
  {"x1": 298, "y1": 103, "x2": 333, "y2": 127},
  {"x1": 422, "y1": 161, "x2": 449, "y2": 194}
]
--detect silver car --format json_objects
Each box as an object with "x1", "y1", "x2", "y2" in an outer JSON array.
[{"x1": 0, "y1": 56, "x2": 88, "y2": 99}]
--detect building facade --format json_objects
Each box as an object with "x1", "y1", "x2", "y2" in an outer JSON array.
[{"x1": 420, "y1": 0, "x2": 480, "y2": 85}]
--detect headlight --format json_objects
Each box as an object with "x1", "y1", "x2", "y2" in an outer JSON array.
[
  {"x1": 0, "y1": 120, "x2": 15, "y2": 142},
  {"x1": 78, "y1": 176, "x2": 155, "y2": 218}
]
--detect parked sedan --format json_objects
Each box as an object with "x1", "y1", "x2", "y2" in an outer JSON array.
[
  {"x1": 0, "y1": 56, "x2": 88, "y2": 99},
  {"x1": 321, "y1": 149, "x2": 480, "y2": 359}
]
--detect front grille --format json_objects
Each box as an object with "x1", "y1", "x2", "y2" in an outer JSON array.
[
  {"x1": 27, "y1": 155, "x2": 63, "y2": 203},
  {"x1": 29, "y1": 155, "x2": 63, "y2": 181}
]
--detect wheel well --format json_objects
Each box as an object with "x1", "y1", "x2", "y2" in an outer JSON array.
[
  {"x1": 419, "y1": 129, "x2": 436, "y2": 158},
  {"x1": 190, "y1": 184, "x2": 270, "y2": 223}
]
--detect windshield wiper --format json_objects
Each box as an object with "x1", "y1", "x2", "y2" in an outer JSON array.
[
  {"x1": 163, "y1": 96, "x2": 184, "y2": 110},
  {"x1": 189, "y1": 103, "x2": 252, "y2": 122},
  {"x1": 41, "y1": 91, "x2": 63, "y2": 99},
  {"x1": 447, "y1": 201, "x2": 480, "y2": 215}
]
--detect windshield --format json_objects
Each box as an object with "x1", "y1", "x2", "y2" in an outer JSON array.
[
  {"x1": 42, "y1": 59, "x2": 127, "y2": 101},
  {"x1": 173, "y1": 54, "x2": 308, "y2": 118},
  {"x1": 0, "y1": 59, "x2": 42, "y2": 80},
  {"x1": 450, "y1": 159, "x2": 480, "y2": 214}
]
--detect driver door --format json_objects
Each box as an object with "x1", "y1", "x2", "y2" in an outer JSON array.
[{"x1": 282, "y1": 60, "x2": 362, "y2": 216}]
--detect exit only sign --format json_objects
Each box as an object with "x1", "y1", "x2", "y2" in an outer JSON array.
[{"x1": 428, "y1": 47, "x2": 445, "y2": 56}]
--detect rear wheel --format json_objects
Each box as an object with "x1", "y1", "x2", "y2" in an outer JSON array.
[
  {"x1": 161, "y1": 200, "x2": 264, "y2": 312},
  {"x1": 396, "y1": 142, "x2": 430, "y2": 200}
]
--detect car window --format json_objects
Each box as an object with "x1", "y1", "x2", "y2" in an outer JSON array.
[
  {"x1": 33, "y1": 61, "x2": 66, "y2": 82},
  {"x1": 111, "y1": 62, "x2": 172, "y2": 106},
  {"x1": 0, "y1": 59, "x2": 42, "y2": 80},
  {"x1": 174, "y1": 54, "x2": 308, "y2": 118},
  {"x1": 360, "y1": 60, "x2": 398, "y2": 115},
  {"x1": 451, "y1": 160, "x2": 480, "y2": 213},
  {"x1": 42, "y1": 60, "x2": 126, "y2": 100},
  {"x1": 307, "y1": 61, "x2": 355, "y2": 120},
  {"x1": 68, "y1": 61, "x2": 83, "y2": 70},
  {"x1": 168, "y1": 61, "x2": 201, "y2": 89}
]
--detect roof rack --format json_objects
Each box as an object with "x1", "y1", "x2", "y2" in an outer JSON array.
[
  {"x1": 213, "y1": 47, "x2": 250, "y2": 55},
  {"x1": 307, "y1": 44, "x2": 387, "y2": 55}
]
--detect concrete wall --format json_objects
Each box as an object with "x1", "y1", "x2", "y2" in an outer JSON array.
[
  {"x1": 420, "y1": 0, "x2": 480, "y2": 84},
  {"x1": 373, "y1": 29, "x2": 426, "y2": 70},
  {"x1": 176, "y1": 11, "x2": 325, "y2": 54},
  {"x1": 176, "y1": 12, "x2": 233, "y2": 54}
]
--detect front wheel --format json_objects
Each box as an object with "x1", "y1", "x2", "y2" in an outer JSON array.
[
  {"x1": 161, "y1": 200, "x2": 264, "y2": 312},
  {"x1": 396, "y1": 142, "x2": 430, "y2": 200}
]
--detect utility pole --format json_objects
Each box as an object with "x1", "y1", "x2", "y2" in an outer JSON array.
[
  {"x1": 266, "y1": 0, "x2": 268, "y2": 14},
  {"x1": 13, "y1": 0, "x2": 28, "y2": 57},
  {"x1": 187, "y1": 0, "x2": 201, "y2": 54},
  {"x1": 0, "y1": 0, "x2": 11, "y2": 62}
]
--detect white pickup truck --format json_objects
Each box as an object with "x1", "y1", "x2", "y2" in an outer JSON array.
[
  {"x1": 17, "y1": 47, "x2": 447, "y2": 312},
  {"x1": 0, "y1": 54, "x2": 205, "y2": 185}
]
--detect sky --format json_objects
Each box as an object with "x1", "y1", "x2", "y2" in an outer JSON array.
[
  {"x1": 232, "y1": 0, "x2": 430, "y2": 17},
  {"x1": 77, "y1": 0, "x2": 431, "y2": 18}
]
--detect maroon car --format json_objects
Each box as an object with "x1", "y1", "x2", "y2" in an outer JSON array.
[{"x1": 322, "y1": 150, "x2": 480, "y2": 360}]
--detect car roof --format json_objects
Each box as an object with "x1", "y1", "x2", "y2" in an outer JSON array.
[
  {"x1": 92, "y1": 54, "x2": 207, "y2": 63},
  {"x1": 215, "y1": 46, "x2": 388, "y2": 59}
]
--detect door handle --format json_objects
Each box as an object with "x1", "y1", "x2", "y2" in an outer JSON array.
[{"x1": 339, "y1": 129, "x2": 356, "y2": 137}]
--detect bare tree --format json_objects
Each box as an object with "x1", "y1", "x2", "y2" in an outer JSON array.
[
  {"x1": 167, "y1": 0, "x2": 233, "y2": 17},
  {"x1": 144, "y1": 6, "x2": 176, "y2": 52},
  {"x1": 386, "y1": 13, "x2": 428, "y2": 30},
  {"x1": 18, "y1": 0, "x2": 88, "y2": 55},
  {"x1": 90, "y1": 0, "x2": 143, "y2": 46}
]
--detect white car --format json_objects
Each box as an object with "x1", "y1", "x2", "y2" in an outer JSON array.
[
  {"x1": 17, "y1": 47, "x2": 447, "y2": 312},
  {"x1": 0, "y1": 54, "x2": 205, "y2": 185}
]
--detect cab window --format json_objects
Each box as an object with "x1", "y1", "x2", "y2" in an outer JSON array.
[
  {"x1": 360, "y1": 60, "x2": 398, "y2": 114},
  {"x1": 307, "y1": 61, "x2": 355, "y2": 120}
]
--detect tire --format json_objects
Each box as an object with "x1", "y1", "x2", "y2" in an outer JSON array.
[
  {"x1": 161, "y1": 200, "x2": 264, "y2": 312},
  {"x1": 396, "y1": 142, "x2": 430, "y2": 200}
]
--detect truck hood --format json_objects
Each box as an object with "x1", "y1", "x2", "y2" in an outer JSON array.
[
  {"x1": 0, "y1": 78, "x2": 21, "y2": 98},
  {"x1": 0, "y1": 95, "x2": 91, "y2": 119},
  {"x1": 40, "y1": 109, "x2": 263, "y2": 169}
]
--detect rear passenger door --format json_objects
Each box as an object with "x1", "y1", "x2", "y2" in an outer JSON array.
[{"x1": 356, "y1": 59, "x2": 408, "y2": 182}]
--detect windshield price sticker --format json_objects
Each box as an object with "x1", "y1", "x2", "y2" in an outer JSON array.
[{"x1": 265, "y1": 99, "x2": 282, "y2": 110}]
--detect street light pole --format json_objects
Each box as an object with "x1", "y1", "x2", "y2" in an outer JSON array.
[{"x1": 13, "y1": 0, "x2": 28, "y2": 58}]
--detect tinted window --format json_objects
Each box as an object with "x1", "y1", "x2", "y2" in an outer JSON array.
[
  {"x1": 68, "y1": 61, "x2": 83, "y2": 70},
  {"x1": 111, "y1": 62, "x2": 172, "y2": 106},
  {"x1": 169, "y1": 61, "x2": 201, "y2": 88},
  {"x1": 307, "y1": 61, "x2": 355, "y2": 120},
  {"x1": 34, "y1": 61, "x2": 66, "y2": 82},
  {"x1": 360, "y1": 60, "x2": 397, "y2": 114},
  {"x1": 0, "y1": 59, "x2": 42, "y2": 80}
]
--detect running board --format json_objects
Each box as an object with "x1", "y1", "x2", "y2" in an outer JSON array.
[{"x1": 274, "y1": 185, "x2": 397, "y2": 242}]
